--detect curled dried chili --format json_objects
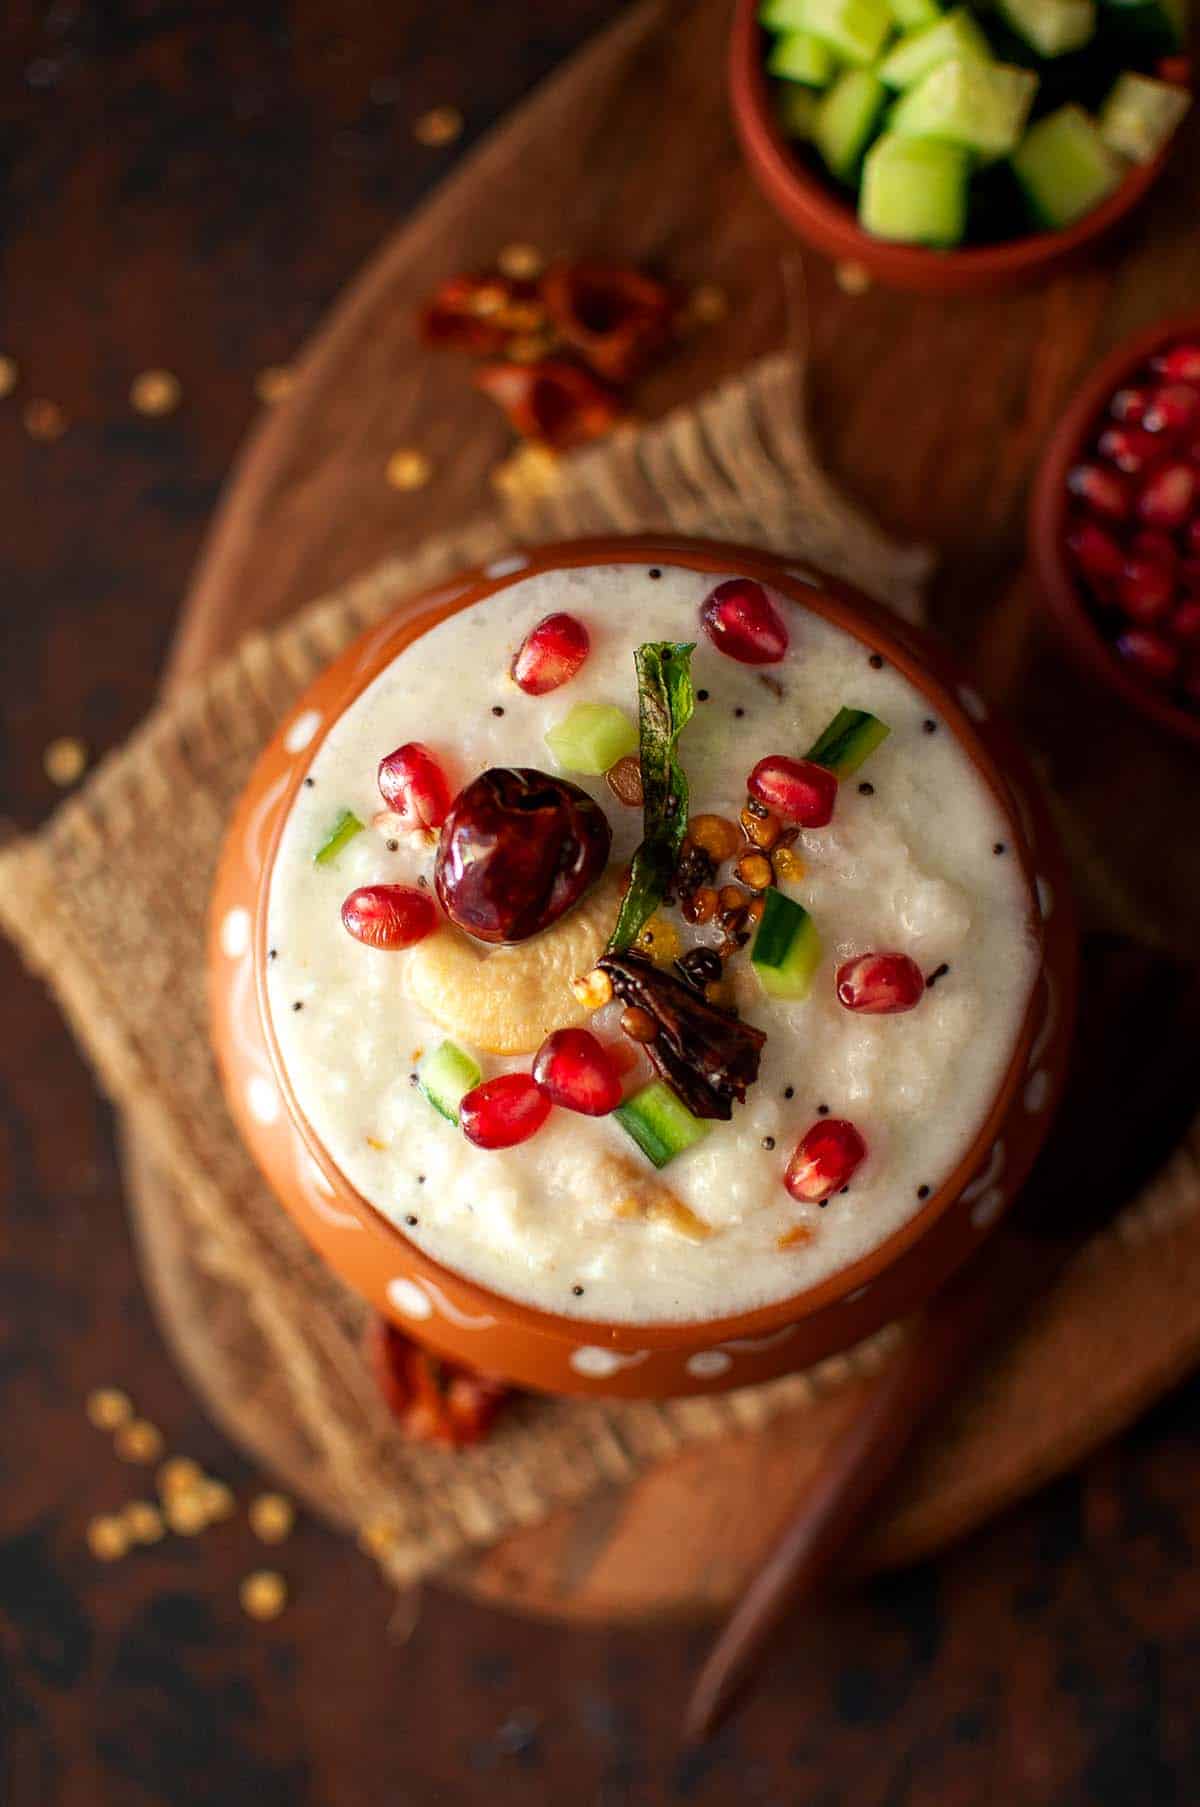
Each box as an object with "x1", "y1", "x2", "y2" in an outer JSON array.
[
  {"x1": 366, "y1": 1319, "x2": 511, "y2": 1447},
  {"x1": 472, "y1": 358, "x2": 624, "y2": 449},
  {"x1": 541, "y1": 260, "x2": 675, "y2": 385}
]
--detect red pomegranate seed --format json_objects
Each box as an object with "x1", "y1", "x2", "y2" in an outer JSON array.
[
  {"x1": 1186, "y1": 518, "x2": 1200, "y2": 558},
  {"x1": 784, "y1": 1119, "x2": 867, "y2": 1204},
  {"x1": 511, "y1": 612, "x2": 590, "y2": 695},
  {"x1": 378, "y1": 742, "x2": 451, "y2": 832},
  {"x1": 1143, "y1": 382, "x2": 1199, "y2": 437},
  {"x1": 1155, "y1": 343, "x2": 1200, "y2": 383},
  {"x1": 1130, "y1": 528, "x2": 1179, "y2": 567},
  {"x1": 1117, "y1": 554, "x2": 1176, "y2": 625},
  {"x1": 699, "y1": 579, "x2": 789, "y2": 665},
  {"x1": 341, "y1": 884, "x2": 436, "y2": 950},
  {"x1": 1109, "y1": 385, "x2": 1149, "y2": 425},
  {"x1": 1138, "y1": 461, "x2": 1197, "y2": 529},
  {"x1": 1067, "y1": 462, "x2": 1131, "y2": 522},
  {"x1": 1116, "y1": 630, "x2": 1180, "y2": 684},
  {"x1": 1097, "y1": 425, "x2": 1158, "y2": 475},
  {"x1": 747, "y1": 755, "x2": 838, "y2": 827},
  {"x1": 460, "y1": 1073, "x2": 551, "y2": 1149},
  {"x1": 1169, "y1": 599, "x2": 1200, "y2": 645},
  {"x1": 532, "y1": 1027, "x2": 622, "y2": 1115},
  {"x1": 836, "y1": 952, "x2": 926, "y2": 1015},
  {"x1": 1180, "y1": 557, "x2": 1200, "y2": 595},
  {"x1": 1066, "y1": 519, "x2": 1125, "y2": 587}
]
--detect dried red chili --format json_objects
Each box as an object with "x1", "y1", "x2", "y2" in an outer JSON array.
[
  {"x1": 541, "y1": 261, "x2": 675, "y2": 385},
  {"x1": 418, "y1": 271, "x2": 545, "y2": 357},
  {"x1": 472, "y1": 358, "x2": 624, "y2": 449},
  {"x1": 365, "y1": 1319, "x2": 511, "y2": 1447}
]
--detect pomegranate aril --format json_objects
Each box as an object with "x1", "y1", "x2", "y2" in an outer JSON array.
[
  {"x1": 1129, "y1": 529, "x2": 1179, "y2": 568},
  {"x1": 1180, "y1": 557, "x2": 1200, "y2": 595},
  {"x1": 1097, "y1": 425, "x2": 1158, "y2": 475},
  {"x1": 1169, "y1": 599, "x2": 1200, "y2": 645},
  {"x1": 1067, "y1": 462, "x2": 1131, "y2": 522},
  {"x1": 1066, "y1": 518, "x2": 1125, "y2": 587},
  {"x1": 836, "y1": 952, "x2": 925, "y2": 1015},
  {"x1": 1116, "y1": 630, "x2": 1180, "y2": 684},
  {"x1": 1186, "y1": 518, "x2": 1200, "y2": 559},
  {"x1": 341, "y1": 884, "x2": 436, "y2": 950},
  {"x1": 784, "y1": 1119, "x2": 867, "y2": 1204},
  {"x1": 1138, "y1": 461, "x2": 1197, "y2": 528},
  {"x1": 511, "y1": 612, "x2": 590, "y2": 695},
  {"x1": 1109, "y1": 385, "x2": 1149, "y2": 424},
  {"x1": 699, "y1": 579, "x2": 789, "y2": 665},
  {"x1": 532, "y1": 1028, "x2": 622, "y2": 1116},
  {"x1": 1117, "y1": 554, "x2": 1176, "y2": 625},
  {"x1": 460, "y1": 1073, "x2": 552, "y2": 1149},
  {"x1": 747, "y1": 755, "x2": 838, "y2": 828},
  {"x1": 1155, "y1": 343, "x2": 1200, "y2": 383},
  {"x1": 1142, "y1": 382, "x2": 1199, "y2": 437},
  {"x1": 378, "y1": 742, "x2": 452, "y2": 832}
]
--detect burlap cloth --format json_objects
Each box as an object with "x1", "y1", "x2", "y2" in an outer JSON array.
[{"x1": 3, "y1": 353, "x2": 1197, "y2": 1590}]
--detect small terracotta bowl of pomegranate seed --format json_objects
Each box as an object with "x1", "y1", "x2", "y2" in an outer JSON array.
[
  {"x1": 211, "y1": 536, "x2": 1076, "y2": 1400},
  {"x1": 1031, "y1": 313, "x2": 1200, "y2": 749}
]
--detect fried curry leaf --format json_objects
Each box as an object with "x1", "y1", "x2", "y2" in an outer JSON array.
[{"x1": 607, "y1": 640, "x2": 695, "y2": 953}]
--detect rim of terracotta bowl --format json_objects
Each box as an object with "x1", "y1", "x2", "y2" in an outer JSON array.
[
  {"x1": 247, "y1": 534, "x2": 1068, "y2": 1353},
  {"x1": 1029, "y1": 309, "x2": 1200, "y2": 751},
  {"x1": 728, "y1": 0, "x2": 1177, "y2": 297}
]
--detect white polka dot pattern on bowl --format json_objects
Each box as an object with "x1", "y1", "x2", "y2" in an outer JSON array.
[
  {"x1": 283, "y1": 709, "x2": 322, "y2": 754},
  {"x1": 387, "y1": 1277, "x2": 433, "y2": 1321},
  {"x1": 220, "y1": 907, "x2": 251, "y2": 959}
]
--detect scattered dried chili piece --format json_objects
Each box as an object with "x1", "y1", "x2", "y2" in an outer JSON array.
[
  {"x1": 540, "y1": 260, "x2": 674, "y2": 386},
  {"x1": 598, "y1": 950, "x2": 765, "y2": 1121},
  {"x1": 366, "y1": 1319, "x2": 511, "y2": 1447},
  {"x1": 472, "y1": 358, "x2": 623, "y2": 450},
  {"x1": 418, "y1": 271, "x2": 544, "y2": 357}
]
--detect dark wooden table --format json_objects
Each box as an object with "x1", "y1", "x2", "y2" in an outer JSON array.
[{"x1": 3, "y1": 5, "x2": 1200, "y2": 1804}]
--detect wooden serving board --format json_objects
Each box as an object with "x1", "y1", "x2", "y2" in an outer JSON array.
[{"x1": 129, "y1": 0, "x2": 1200, "y2": 1621}]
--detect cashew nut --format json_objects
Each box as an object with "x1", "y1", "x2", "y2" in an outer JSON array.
[{"x1": 404, "y1": 871, "x2": 623, "y2": 1055}]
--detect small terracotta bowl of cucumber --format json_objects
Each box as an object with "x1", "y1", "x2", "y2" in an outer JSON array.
[
  {"x1": 730, "y1": 0, "x2": 1191, "y2": 294},
  {"x1": 1031, "y1": 313, "x2": 1200, "y2": 747}
]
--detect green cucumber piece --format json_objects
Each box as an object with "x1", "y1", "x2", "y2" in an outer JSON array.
[
  {"x1": 751, "y1": 890, "x2": 824, "y2": 1000},
  {"x1": 1099, "y1": 70, "x2": 1190, "y2": 162},
  {"x1": 878, "y1": 9, "x2": 990, "y2": 87},
  {"x1": 313, "y1": 807, "x2": 364, "y2": 867},
  {"x1": 996, "y1": 0, "x2": 1096, "y2": 53},
  {"x1": 802, "y1": 0, "x2": 893, "y2": 65},
  {"x1": 615, "y1": 1080, "x2": 710, "y2": 1169},
  {"x1": 860, "y1": 134, "x2": 968, "y2": 244},
  {"x1": 891, "y1": 58, "x2": 1037, "y2": 153},
  {"x1": 760, "y1": 0, "x2": 811, "y2": 26},
  {"x1": 545, "y1": 702, "x2": 639, "y2": 776},
  {"x1": 776, "y1": 81, "x2": 821, "y2": 137},
  {"x1": 815, "y1": 69, "x2": 888, "y2": 177},
  {"x1": 889, "y1": 0, "x2": 943, "y2": 28},
  {"x1": 417, "y1": 1040, "x2": 482, "y2": 1125},
  {"x1": 806, "y1": 707, "x2": 891, "y2": 775},
  {"x1": 1011, "y1": 104, "x2": 1122, "y2": 227},
  {"x1": 768, "y1": 29, "x2": 838, "y2": 84}
]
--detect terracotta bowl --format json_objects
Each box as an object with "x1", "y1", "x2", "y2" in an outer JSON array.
[
  {"x1": 209, "y1": 535, "x2": 1077, "y2": 1398},
  {"x1": 728, "y1": 0, "x2": 1176, "y2": 297},
  {"x1": 1030, "y1": 309, "x2": 1200, "y2": 750}
]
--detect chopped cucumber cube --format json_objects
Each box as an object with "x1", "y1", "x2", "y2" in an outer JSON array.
[
  {"x1": 889, "y1": 0, "x2": 943, "y2": 26},
  {"x1": 417, "y1": 1040, "x2": 482, "y2": 1125},
  {"x1": 768, "y1": 29, "x2": 838, "y2": 84},
  {"x1": 776, "y1": 81, "x2": 821, "y2": 137},
  {"x1": 313, "y1": 808, "x2": 364, "y2": 866},
  {"x1": 803, "y1": 0, "x2": 893, "y2": 65},
  {"x1": 760, "y1": 0, "x2": 811, "y2": 26},
  {"x1": 751, "y1": 891, "x2": 824, "y2": 1000},
  {"x1": 860, "y1": 133, "x2": 969, "y2": 244},
  {"x1": 545, "y1": 703, "x2": 639, "y2": 775},
  {"x1": 891, "y1": 58, "x2": 1037, "y2": 154},
  {"x1": 1099, "y1": 70, "x2": 1190, "y2": 162},
  {"x1": 1011, "y1": 104, "x2": 1122, "y2": 227},
  {"x1": 996, "y1": 0, "x2": 1096, "y2": 52},
  {"x1": 615, "y1": 1080, "x2": 710, "y2": 1169},
  {"x1": 806, "y1": 707, "x2": 891, "y2": 775},
  {"x1": 878, "y1": 8, "x2": 991, "y2": 87},
  {"x1": 815, "y1": 69, "x2": 888, "y2": 178}
]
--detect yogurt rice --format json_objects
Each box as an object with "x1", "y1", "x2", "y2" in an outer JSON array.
[{"x1": 265, "y1": 562, "x2": 1038, "y2": 1325}]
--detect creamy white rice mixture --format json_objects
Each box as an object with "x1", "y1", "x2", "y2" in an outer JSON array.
[{"x1": 266, "y1": 563, "x2": 1038, "y2": 1323}]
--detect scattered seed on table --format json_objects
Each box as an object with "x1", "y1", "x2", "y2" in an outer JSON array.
[
  {"x1": 130, "y1": 369, "x2": 181, "y2": 416},
  {"x1": 86, "y1": 1386, "x2": 132, "y2": 1430},
  {"x1": 157, "y1": 1455, "x2": 203, "y2": 1498},
  {"x1": 386, "y1": 448, "x2": 433, "y2": 491},
  {"x1": 24, "y1": 398, "x2": 66, "y2": 440},
  {"x1": 835, "y1": 260, "x2": 872, "y2": 296},
  {"x1": 249, "y1": 1492, "x2": 296, "y2": 1545},
  {"x1": 255, "y1": 365, "x2": 296, "y2": 405},
  {"x1": 413, "y1": 105, "x2": 463, "y2": 147},
  {"x1": 201, "y1": 1480, "x2": 236, "y2": 1522},
  {"x1": 498, "y1": 243, "x2": 544, "y2": 281},
  {"x1": 0, "y1": 355, "x2": 17, "y2": 397},
  {"x1": 123, "y1": 1500, "x2": 166, "y2": 1544},
  {"x1": 87, "y1": 1515, "x2": 129, "y2": 1561},
  {"x1": 166, "y1": 1491, "x2": 209, "y2": 1536},
  {"x1": 115, "y1": 1419, "x2": 164, "y2": 1465},
  {"x1": 44, "y1": 736, "x2": 88, "y2": 787},
  {"x1": 240, "y1": 1569, "x2": 288, "y2": 1620}
]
